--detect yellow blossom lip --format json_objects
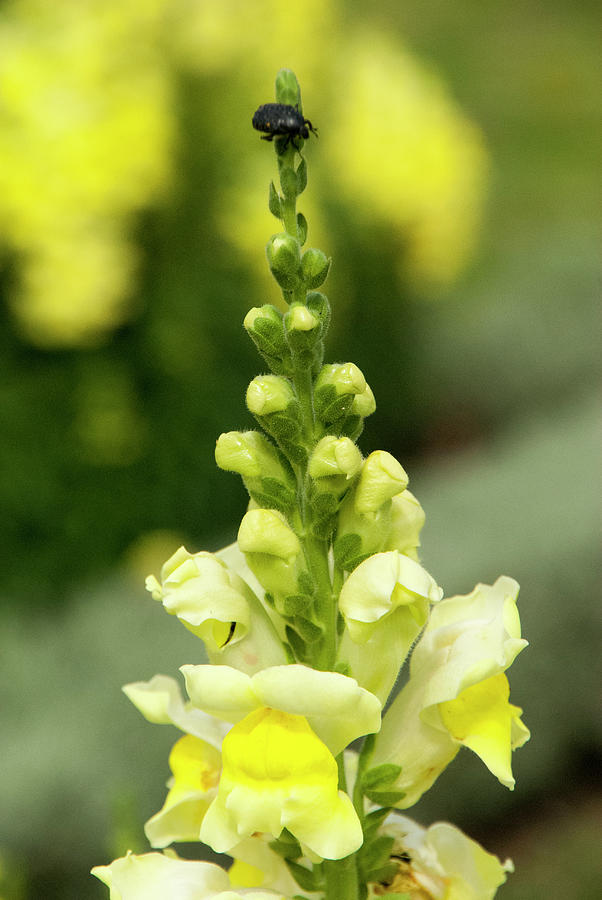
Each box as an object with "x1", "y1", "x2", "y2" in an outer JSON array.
[{"x1": 200, "y1": 707, "x2": 363, "y2": 859}]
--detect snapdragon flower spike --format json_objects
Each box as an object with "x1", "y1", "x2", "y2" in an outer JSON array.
[
  {"x1": 146, "y1": 547, "x2": 287, "y2": 673},
  {"x1": 377, "y1": 812, "x2": 513, "y2": 899},
  {"x1": 179, "y1": 664, "x2": 381, "y2": 857},
  {"x1": 371, "y1": 577, "x2": 530, "y2": 807}
]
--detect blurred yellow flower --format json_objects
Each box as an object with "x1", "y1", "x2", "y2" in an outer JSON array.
[
  {"x1": 0, "y1": 0, "x2": 172, "y2": 345},
  {"x1": 328, "y1": 29, "x2": 488, "y2": 288}
]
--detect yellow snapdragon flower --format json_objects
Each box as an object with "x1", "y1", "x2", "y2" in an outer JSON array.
[{"x1": 371, "y1": 577, "x2": 530, "y2": 807}]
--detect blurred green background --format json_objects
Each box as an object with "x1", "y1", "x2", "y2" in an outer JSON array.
[{"x1": 0, "y1": 1, "x2": 599, "y2": 897}]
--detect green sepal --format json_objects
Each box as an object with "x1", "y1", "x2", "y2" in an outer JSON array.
[
  {"x1": 280, "y1": 165, "x2": 298, "y2": 200},
  {"x1": 285, "y1": 624, "x2": 307, "y2": 661},
  {"x1": 269, "y1": 181, "x2": 282, "y2": 219},
  {"x1": 296, "y1": 157, "x2": 308, "y2": 195},
  {"x1": 333, "y1": 532, "x2": 370, "y2": 572},
  {"x1": 336, "y1": 610, "x2": 345, "y2": 635},
  {"x1": 308, "y1": 491, "x2": 338, "y2": 539},
  {"x1": 246, "y1": 476, "x2": 296, "y2": 515},
  {"x1": 338, "y1": 414, "x2": 363, "y2": 440},
  {"x1": 297, "y1": 212, "x2": 308, "y2": 245},
  {"x1": 314, "y1": 385, "x2": 355, "y2": 424},
  {"x1": 278, "y1": 593, "x2": 313, "y2": 617},
  {"x1": 297, "y1": 570, "x2": 315, "y2": 596},
  {"x1": 285, "y1": 860, "x2": 323, "y2": 892},
  {"x1": 293, "y1": 615, "x2": 324, "y2": 643},
  {"x1": 283, "y1": 642, "x2": 296, "y2": 664},
  {"x1": 361, "y1": 764, "x2": 403, "y2": 792},
  {"x1": 305, "y1": 291, "x2": 331, "y2": 331},
  {"x1": 363, "y1": 788, "x2": 406, "y2": 806},
  {"x1": 362, "y1": 806, "x2": 392, "y2": 839},
  {"x1": 279, "y1": 440, "x2": 307, "y2": 465},
  {"x1": 333, "y1": 660, "x2": 351, "y2": 677},
  {"x1": 301, "y1": 248, "x2": 331, "y2": 289},
  {"x1": 275, "y1": 69, "x2": 301, "y2": 108},
  {"x1": 359, "y1": 833, "x2": 395, "y2": 881},
  {"x1": 270, "y1": 828, "x2": 302, "y2": 859},
  {"x1": 257, "y1": 404, "x2": 302, "y2": 448}
]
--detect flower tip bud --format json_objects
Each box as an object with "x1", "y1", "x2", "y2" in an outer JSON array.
[{"x1": 275, "y1": 68, "x2": 300, "y2": 107}]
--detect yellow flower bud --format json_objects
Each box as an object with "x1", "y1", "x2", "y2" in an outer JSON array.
[
  {"x1": 354, "y1": 450, "x2": 409, "y2": 515},
  {"x1": 308, "y1": 436, "x2": 362, "y2": 480},
  {"x1": 246, "y1": 374, "x2": 295, "y2": 416}
]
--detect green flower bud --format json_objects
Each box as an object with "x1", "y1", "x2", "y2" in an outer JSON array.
[
  {"x1": 314, "y1": 363, "x2": 367, "y2": 426},
  {"x1": 275, "y1": 68, "x2": 300, "y2": 107},
  {"x1": 352, "y1": 384, "x2": 376, "y2": 418},
  {"x1": 301, "y1": 248, "x2": 331, "y2": 288},
  {"x1": 215, "y1": 431, "x2": 287, "y2": 481},
  {"x1": 308, "y1": 436, "x2": 362, "y2": 481},
  {"x1": 246, "y1": 375, "x2": 295, "y2": 416},
  {"x1": 238, "y1": 508, "x2": 305, "y2": 601},
  {"x1": 316, "y1": 363, "x2": 367, "y2": 396},
  {"x1": 334, "y1": 497, "x2": 393, "y2": 572},
  {"x1": 216, "y1": 431, "x2": 295, "y2": 514},
  {"x1": 266, "y1": 233, "x2": 301, "y2": 290},
  {"x1": 238, "y1": 508, "x2": 300, "y2": 559},
  {"x1": 283, "y1": 302, "x2": 323, "y2": 368},
  {"x1": 354, "y1": 451, "x2": 409, "y2": 515}
]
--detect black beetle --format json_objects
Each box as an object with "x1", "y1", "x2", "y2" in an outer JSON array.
[{"x1": 252, "y1": 102, "x2": 318, "y2": 150}]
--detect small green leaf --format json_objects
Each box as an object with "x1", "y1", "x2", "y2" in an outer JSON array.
[
  {"x1": 281, "y1": 594, "x2": 313, "y2": 616},
  {"x1": 286, "y1": 859, "x2": 323, "y2": 891},
  {"x1": 359, "y1": 833, "x2": 395, "y2": 874},
  {"x1": 293, "y1": 615, "x2": 323, "y2": 643},
  {"x1": 296, "y1": 157, "x2": 308, "y2": 194},
  {"x1": 269, "y1": 181, "x2": 282, "y2": 219},
  {"x1": 297, "y1": 212, "x2": 308, "y2": 245},
  {"x1": 363, "y1": 788, "x2": 406, "y2": 806},
  {"x1": 285, "y1": 624, "x2": 307, "y2": 660},
  {"x1": 362, "y1": 763, "x2": 403, "y2": 791}
]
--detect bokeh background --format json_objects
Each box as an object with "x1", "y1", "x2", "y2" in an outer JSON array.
[{"x1": 1, "y1": 1, "x2": 600, "y2": 897}]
